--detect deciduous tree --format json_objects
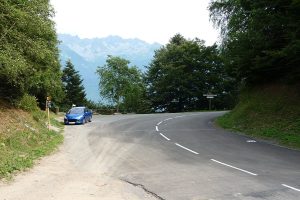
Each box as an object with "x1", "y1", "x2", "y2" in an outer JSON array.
[
  {"x1": 209, "y1": 0, "x2": 300, "y2": 85},
  {"x1": 96, "y1": 56, "x2": 149, "y2": 113},
  {"x1": 0, "y1": 0, "x2": 63, "y2": 106},
  {"x1": 145, "y1": 34, "x2": 234, "y2": 112}
]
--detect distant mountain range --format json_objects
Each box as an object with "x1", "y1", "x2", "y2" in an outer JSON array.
[{"x1": 58, "y1": 34, "x2": 161, "y2": 102}]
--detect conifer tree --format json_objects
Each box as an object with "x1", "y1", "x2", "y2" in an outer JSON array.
[{"x1": 62, "y1": 60, "x2": 87, "y2": 107}]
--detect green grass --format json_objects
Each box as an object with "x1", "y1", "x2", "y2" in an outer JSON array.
[
  {"x1": 0, "y1": 98, "x2": 64, "y2": 180},
  {"x1": 216, "y1": 84, "x2": 300, "y2": 149},
  {"x1": 50, "y1": 113, "x2": 64, "y2": 128}
]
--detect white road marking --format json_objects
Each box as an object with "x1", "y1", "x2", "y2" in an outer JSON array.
[
  {"x1": 164, "y1": 118, "x2": 173, "y2": 121},
  {"x1": 282, "y1": 184, "x2": 300, "y2": 192},
  {"x1": 157, "y1": 121, "x2": 162, "y2": 126},
  {"x1": 155, "y1": 126, "x2": 159, "y2": 132},
  {"x1": 160, "y1": 133, "x2": 170, "y2": 141},
  {"x1": 247, "y1": 140, "x2": 257, "y2": 143},
  {"x1": 211, "y1": 159, "x2": 258, "y2": 176},
  {"x1": 175, "y1": 143, "x2": 199, "y2": 155}
]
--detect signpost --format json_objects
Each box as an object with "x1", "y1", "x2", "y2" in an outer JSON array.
[
  {"x1": 46, "y1": 96, "x2": 51, "y2": 130},
  {"x1": 203, "y1": 94, "x2": 217, "y2": 110}
]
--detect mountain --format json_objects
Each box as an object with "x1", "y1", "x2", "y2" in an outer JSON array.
[{"x1": 58, "y1": 34, "x2": 161, "y2": 102}]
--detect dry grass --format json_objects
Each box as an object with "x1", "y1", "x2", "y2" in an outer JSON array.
[{"x1": 0, "y1": 99, "x2": 63, "y2": 179}]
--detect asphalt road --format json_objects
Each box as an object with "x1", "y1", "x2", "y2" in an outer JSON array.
[{"x1": 82, "y1": 112, "x2": 300, "y2": 200}]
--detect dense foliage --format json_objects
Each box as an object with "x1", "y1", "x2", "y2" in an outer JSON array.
[
  {"x1": 96, "y1": 56, "x2": 150, "y2": 113},
  {"x1": 0, "y1": 0, "x2": 63, "y2": 107},
  {"x1": 209, "y1": 0, "x2": 300, "y2": 85},
  {"x1": 61, "y1": 60, "x2": 87, "y2": 109},
  {"x1": 145, "y1": 34, "x2": 236, "y2": 112}
]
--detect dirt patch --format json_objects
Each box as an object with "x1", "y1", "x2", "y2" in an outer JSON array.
[
  {"x1": 0, "y1": 117, "x2": 157, "y2": 200},
  {"x1": 0, "y1": 103, "x2": 29, "y2": 137}
]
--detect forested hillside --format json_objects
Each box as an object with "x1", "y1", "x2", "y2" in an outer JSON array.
[
  {"x1": 0, "y1": 0, "x2": 63, "y2": 107},
  {"x1": 0, "y1": 0, "x2": 63, "y2": 178},
  {"x1": 209, "y1": 0, "x2": 300, "y2": 85},
  {"x1": 209, "y1": 0, "x2": 300, "y2": 149}
]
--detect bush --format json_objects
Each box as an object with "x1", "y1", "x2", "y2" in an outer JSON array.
[{"x1": 16, "y1": 94, "x2": 39, "y2": 112}]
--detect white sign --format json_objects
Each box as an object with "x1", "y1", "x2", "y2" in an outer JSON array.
[{"x1": 203, "y1": 94, "x2": 217, "y2": 99}]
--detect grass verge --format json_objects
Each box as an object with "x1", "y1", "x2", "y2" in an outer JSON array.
[
  {"x1": 216, "y1": 84, "x2": 300, "y2": 150},
  {"x1": 0, "y1": 99, "x2": 63, "y2": 180}
]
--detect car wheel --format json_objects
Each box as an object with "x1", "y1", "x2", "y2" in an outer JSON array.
[{"x1": 89, "y1": 117, "x2": 92, "y2": 122}]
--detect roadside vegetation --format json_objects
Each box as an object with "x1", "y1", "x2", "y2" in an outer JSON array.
[
  {"x1": 0, "y1": 0, "x2": 64, "y2": 179},
  {"x1": 95, "y1": 36, "x2": 237, "y2": 114},
  {"x1": 0, "y1": 97, "x2": 63, "y2": 180},
  {"x1": 209, "y1": 0, "x2": 300, "y2": 149},
  {"x1": 217, "y1": 85, "x2": 300, "y2": 149}
]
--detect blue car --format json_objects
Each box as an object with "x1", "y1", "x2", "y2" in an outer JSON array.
[{"x1": 64, "y1": 106, "x2": 92, "y2": 125}]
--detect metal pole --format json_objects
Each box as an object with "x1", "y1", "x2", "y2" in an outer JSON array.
[
  {"x1": 209, "y1": 98, "x2": 212, "y2": 110},
  {"x1": 46, "y1": 96, "x2": 51, "y2": 130},
  {"x1": 47, "y1": 106, "x2": 50, "y2": 130}
]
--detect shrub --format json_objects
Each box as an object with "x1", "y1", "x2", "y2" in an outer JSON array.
[{"x1": 16, "y1": 94, "x2": 39, "y2": 112}]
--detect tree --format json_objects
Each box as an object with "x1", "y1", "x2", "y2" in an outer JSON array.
[
  {"x1": 209, "y1": 0, "x2": 300, "y2": 85},
  {"x1": 0, "y1": 0, "x2": 64, "y2": 106},
  {"x1": 96, "y1": 56, "x2": 149, "y2": 113},
  {"x1": 62, "y1": 60, "x2": 87, "y2": 108},
  {"x1": 145, "y1": 34, "x2": 234, "y2": 112}
]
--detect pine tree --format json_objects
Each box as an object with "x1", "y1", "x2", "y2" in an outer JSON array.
[{"x1": 62, "y1": 60, "x2": 87, "y2": 108}]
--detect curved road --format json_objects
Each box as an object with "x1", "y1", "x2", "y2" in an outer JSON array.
[
  {"x1": 1, "y1": 112, "x2": 299, "y2": 200},
  {"x1": 84, "y1": 112, "x2": 300, "y2": 200}
]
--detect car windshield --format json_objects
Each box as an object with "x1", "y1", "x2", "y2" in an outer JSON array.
[{"x1": 68, "y1": 107, "x2": 84, "y2": 114}]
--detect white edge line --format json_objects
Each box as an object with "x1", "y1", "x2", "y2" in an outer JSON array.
[
  {"x1": 157, "y1": 121, "x2": 162, "y2": 126},
  {"x1": 155, "y1": 126, "x2": 159, "y2": 132},
  {"x1": 211, "y1": 159, "x2": 257, "y2": 176},
  {"x1": 175, "y1": 143, "x2": 199, "y2": 155},
  {"x1": 164, "y1": 118, "x2": 173, "y2": 121},
  {"x1": 282, "y1": 184, "x2": 300, "y2": 192},
  {"x1": 160, "y1": 133, "x2": 170, "y2": 141}
]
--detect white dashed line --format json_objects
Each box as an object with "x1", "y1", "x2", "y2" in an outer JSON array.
[
  {"x1": 211, "y1": 159, "x2": 257, "y2": 176},
  {"x1": 160, "y1": 133, "x2": 170, "y2": 141},
  {"x1": 282, "y1": 184, "x2": 300, "y2": 192},
  {"x1": 156, "y1": 115, "x2": 298, "y2": 192},
  {"x1": 175, "y1": 143, "x2": 199, "y2": 155}
]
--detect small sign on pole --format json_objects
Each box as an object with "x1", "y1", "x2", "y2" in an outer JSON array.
[
  {"x1": 203, "y1": 94, "x2": 217, "y2": 110},
  {"x1": 46, "y1": 96, "x2": 51, "y2": 130}
]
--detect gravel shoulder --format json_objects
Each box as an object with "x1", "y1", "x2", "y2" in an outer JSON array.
[{"x1": 0, "y1": 115, "x2": 157, "y2": 200}]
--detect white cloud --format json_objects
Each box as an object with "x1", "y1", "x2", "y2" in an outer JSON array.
[{"x1": 50, "y1": 0, "x2": 219, "y2": 45}]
